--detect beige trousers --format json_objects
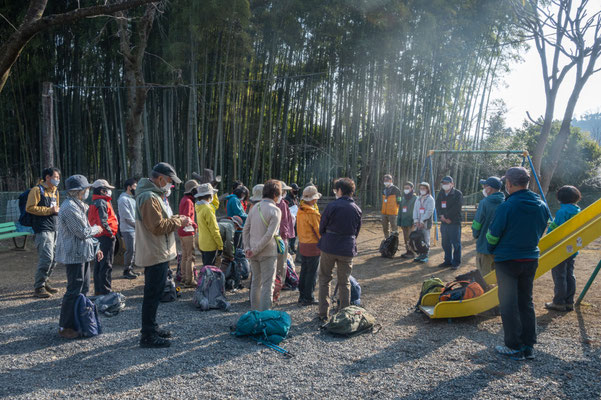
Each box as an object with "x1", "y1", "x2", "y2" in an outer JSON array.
[
  {"x1": 250, "y1": 256, "x2": 278, "y2": 311},
  {"x1": 381, "y1": 214, "x2": 398, "y2": 238},
  {"x1": 179, "y1": 235, "x2": 196, "y2": 285},
  {"x1": 477, "y1": 253, "x2": 495, "y2": 276},
  {"x1": 318, "y1": 251, "x2": 353, "y2": 318}
]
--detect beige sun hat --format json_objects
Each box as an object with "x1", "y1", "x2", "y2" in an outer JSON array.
[
  {"x1": 250, "y1": 184, "x2": 264, "y2": 202},
  {"x1": 302, "y1": 185, "x2": 322, "y2": 202},
  {"x1": 280, "y1": 181, "x2": 293, "y2": 191},
  {"x1": 194, "y1": 183, "x2": 218, "y2": 198},
  {"x1": 91, "y1": 179, "x2": 115, "y2": 190},
  {"x1": 184, "y1": 179, "x2": 200, "y2": 194}
]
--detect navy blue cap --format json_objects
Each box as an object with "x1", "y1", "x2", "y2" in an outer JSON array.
[
  {"x1": 479, "y1": 176, "x2": 502, "y2": 190},
  {"x1": 153, "y1": 162, "x2": 181, "y2": 184},
  {"x1": 65, "y1": 174, "x2": 92, "y2": 191},
  {"x1": 441, "y1": 176, "x2": 453, "y2": 183}
]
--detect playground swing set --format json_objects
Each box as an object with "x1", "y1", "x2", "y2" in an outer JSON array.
[{"x1": 417, "y1": 149, "x2": 601, "y2": 318}]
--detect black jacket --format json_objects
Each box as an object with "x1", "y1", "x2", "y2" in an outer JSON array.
[{"x1": 436, "y1": 188, "x2": 463, "y2": 225}]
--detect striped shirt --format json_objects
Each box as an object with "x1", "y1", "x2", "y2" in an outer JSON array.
[{"x1": 55, "y1": 197, "x2": 100, "y2": 264}]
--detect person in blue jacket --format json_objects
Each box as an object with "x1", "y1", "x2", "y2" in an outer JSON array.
[
  {"x1": 486, "y1": 167, "x2": 551, "y2": 361},
  {"x1": 226, "y1": 186, "x2": 248, "y2": 224},
  {"x1": 545, "y1": 185, "x2": 581, "y2": 312},
  {"x1": 472, "y1": 176, "x2": 504, "y2": 276}
]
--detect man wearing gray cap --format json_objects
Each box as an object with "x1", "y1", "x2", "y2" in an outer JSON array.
[
  {"x1": 487, "y1": 167, "x2": 551, "y2": 360},
  {"x1": 136, "y1": 162, "x2": 192, "y2": 348}
]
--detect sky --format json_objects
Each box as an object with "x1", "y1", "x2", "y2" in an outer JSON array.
[{"x1": 495, "y1": 3, "x2": 601, "y2": 129}]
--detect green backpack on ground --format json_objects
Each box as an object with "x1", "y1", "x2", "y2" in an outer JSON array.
[
  {"x1": 323, "y1": 305, "x2": 378, "y2": 336},
  {"x1": 416, "y1": 277, "x2": 444, "y2": 308}
]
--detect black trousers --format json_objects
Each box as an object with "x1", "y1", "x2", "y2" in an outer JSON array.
[
  {"x1": 298, "y1": 254, "x2": 320, "y2": 302},
  {"x1": 59, "y1": 262, "x2": 91, "y2": 330},
  {"x1": 141, "y1": 262, "x2": 169, "y2": 337},
  {"x1": 94, "y1": 236, "x2": 115, "y2": 295},
  {"x1": 201, "y1": 250, "x2": 217, "y2": 266},
  {"x1": 496, "y1": 260, "x2": 538, "y2": 350}
]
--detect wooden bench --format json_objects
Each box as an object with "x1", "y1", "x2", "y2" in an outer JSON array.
[{"x1": 0, "y1": 222, "x2": 32, "y2": 250}]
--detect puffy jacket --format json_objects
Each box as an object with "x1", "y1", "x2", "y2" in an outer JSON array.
[
  {"x1": 318, "y1": 196, "x2": 362, "y2": 257},
  {"x1": 397, "y1": 193, "x2": 417, "y2": 227},
  {"x1": 196, "y1": 201, "x2": 224, "y2": 252},
  {"x1": 436, "y1": 188, "x2": 463, "y2": 225},
  {"x1": 472, "y1": 191, "x2": 505, "y2": 254},
  {"x1": 486, "y1": 189, "x2": 551, "y2": 262},
  {"x1": 297, "y1": 202, "x2": 321, "y2": 256},
  {"x1": 134, "y1": 178, "x2": 182, "y2": 267},
  {"x1": 381, "y1": 185, "x2": 402, "y2": 215},
  {"x1": 88, "y1": 195, "x2": 118, "y2": 237},
  {"x1": 226, "y1": 193, "x2": 248, "y2": 223},
  {"x1": 25, "y1": 182, "x2": 59, "y2": 233}
]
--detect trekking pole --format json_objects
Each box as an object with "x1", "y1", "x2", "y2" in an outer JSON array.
[
  {"x1": 575, "y1": 259, "x2": 601, "y2": 306},
  {"x1": 258, "y1": 340, "x2": 294, "y2": 358}
]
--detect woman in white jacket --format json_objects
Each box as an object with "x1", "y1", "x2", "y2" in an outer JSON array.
[{"x1": 412, "y1": 182, "x2": 435, "y2": 262}]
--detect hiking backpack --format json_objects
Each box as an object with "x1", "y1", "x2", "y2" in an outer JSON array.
[
  {"x1": 409, "y1": 229, "x2": 429, "y2": 254},
  {"x1": 193, "y1": 266, "x2": 231, "y2": 311},
  {"x1": 379, "y1": 232, "x2": 399, "y2": 258},
  {"x1": 322, "y1": 305, "x2": 378, "y2": 336},
  {"x1": 439, "y1": 280, "x2": 484, "y2": 302},
  {"x1": 333, "y1": 275, "x2": 362, "y2": 306},
  {"x1": 232, "y1": 310, "x2": 291, "y2": 344},
  {"x1": 160, "y1": 268, "x2": 179, "y2": 302},
  {"x1": 235, "y1": 248, "x2": 250, "y2": 280},
  {"x1": 416, "y1": 277, "x2": 444, "y2": 307},
  {"x1": 74, "y1": 293, "x2": 102, "y2": 337},
  {"x1": 93, "y1": 292, "x2": 126, "y2": 317},
  {"x1": 18, "y1": 185, "x2": 44, "y2": 227},
  {"x1": 284, "y1": 254, "x2": 299, "y2": 290},
  {"x1": 455, "y1": 269, "x2": 491, "y2": 292},
  {"x1": 224, "y1": 249, "x2": 250, "y2": 290}
]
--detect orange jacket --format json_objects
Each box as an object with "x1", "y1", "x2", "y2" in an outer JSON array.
[
  {"x1": 381, "y1": 185, "x2": 402, "y2": 215},
  {"x1": 297, "y1": 203, "x2": 321, "y2": 244}
]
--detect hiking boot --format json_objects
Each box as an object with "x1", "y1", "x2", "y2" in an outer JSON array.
[
  {"x1": 400, "y1": 252, "x2": 414, "y2": 259},
  {"x1": 414, "y1": 254, "x2": 425, "y2": 262},
  {"x1": 123, "y1": 270, "x2": 138, "y2": 280},
  {"x1": 495, "y1": 345, "x2": 525, "y2": 361},
  {"x1": 140, "y1": 335, "x2": 171, "y2": 348},
  {"x1": 565, "y1": 304, "x2": 574, "y2": 311},
  {"x1": 451, "y1": 264, "x2": 460, "y2": 271},
  {"x1": 318, "y1": 315, "x2": 328, "y2": 324},
  {"x1": 299, "y1": 299, "x2": 318, "y2": 306},
  {"x1": 437, "y1": 262, "x2": 453, "y2": 268},
  {"x1": 34, "y1": 287, "x2": 51, "y2": 298},
  {"x1": 44, "y1": 281, "x2": 59, "y2": 294},
  {"x1": 544, "y1": 302, "x2": 567, "y2": 311},
  {"x1": 522, "y1": 345, "x2": 535, "y2": 360},
  {"x1": 156, "y1": 328, "x2": 173, "y2": 338},
  {"x1": 58, "y1": 328, "x2": 80, "y2": 339}
]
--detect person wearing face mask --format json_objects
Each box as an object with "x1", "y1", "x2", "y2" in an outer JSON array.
[
  {"x1": 136, "y1": 162, "x2": 191, "y2": 348},
  {"x1": 195, "y1": 183, "x2": 224, "y2": 267},
  {"x1": 56, "y1": 175, "x2": 104, "y2": 339},
  {"x1": 381, "y1": 174, "x2": 402, "y2": 238},
  {"x1": 487, "y1": 167, "x2": 551, "y2": 360},
  {"x1": 275, "y1": 181, "x2": 295, "y2": 287},
  {"x1": 118, "y1": 178, "x2": 139, "y2": 279},
  {"x1": 317, "y1": 178, "x2": 362, "y2": 323},
  {"x1": 26, "y1": 167, "x2": 61, "y2": 298},
  {"x1": 88, "y1": 179, "x2": 119, "y2": 296},
  {"x1": 471, "y1": 177, "x2": 504, "y2": 276},
  {"x1": 435, "y1": 176, "x2": 464, "y2": 270},
  {"x1": 397, "y1": 182, "x2": 417, "y2": 258},
  {"x1": 412, "y1": 182, "x2": 435, "y2": 262}
]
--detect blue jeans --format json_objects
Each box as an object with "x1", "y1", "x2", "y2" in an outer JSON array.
[
  {"x1": 496, "y1": 260, "x2": 538, "y2": 350},
  {"x1": 440, "y1": 223, "x2": 461, "y2": 266},
  {"x1": 552, "y1": 256, "x2": 576, "y2": 305}
]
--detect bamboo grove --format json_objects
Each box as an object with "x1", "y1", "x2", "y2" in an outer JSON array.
[{"x1": 0, "y1": 0, "x2": 524, "y2": 207}]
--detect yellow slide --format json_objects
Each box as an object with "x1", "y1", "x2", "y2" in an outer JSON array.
[{"x1": 419, "y1": 197, "x2": 601, "y2": 319}]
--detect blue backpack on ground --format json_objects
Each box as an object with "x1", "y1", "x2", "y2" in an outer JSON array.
[
  {"x1": 233, "y1": 310, "x2": 291, "y2": 344},
  {"x1": 333, "y1": 275, "x2": 362, "y2": 306},
  {"x1": 18, "y1": 185, "x2": 43, "y2": 227},
  {"x1": 74, "y1": 293, "x2": 102, "y2": 337},
  {"x1": 234, "y1": 248, "x2": 250, "y2": 280}
]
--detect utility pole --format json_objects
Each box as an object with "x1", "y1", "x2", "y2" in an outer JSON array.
[{"x1": 41, "y1": 82, "x2": 54, "y2": 169}]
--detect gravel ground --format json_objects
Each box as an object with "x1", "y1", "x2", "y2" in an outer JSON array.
[{"x1": 1, "y1": 222, "x2": 601, "y2": 399}]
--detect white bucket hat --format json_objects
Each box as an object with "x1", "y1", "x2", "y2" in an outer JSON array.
[
  {"x1": 194, "y1": 183, "x2": 218, "y2": 198},
  {"x1": 302, "y1": 185, "x2": 322, "y2": 202},
  {"x1": 250, "y1": 184, "x2": 264, "y2": 202}
]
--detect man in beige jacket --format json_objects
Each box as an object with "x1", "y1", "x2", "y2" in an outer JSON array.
[
  {"x1": 243, "y1": 180, "x2": 282, "y2": 311},
  {"x1": 136, "y1": 162, "x2": 192, "y2": 348}
]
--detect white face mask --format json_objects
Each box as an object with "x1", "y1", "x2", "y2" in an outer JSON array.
[
  {"x1": 333, "y1": 189, "x2": 341, "y2": 199},
  {"x1": 403, "y1": 189, "x2": 411, "y2": 195},
  {"x1": 106, "y1": 189, "x2": 112, "y2": 198},
  {"x1": 277, "y1": 195, "x2": 283, "y2": 204},
  {"x1": 83, "y1": 189, "x2": 90, "y2": 200},
  {"x1": 165, "y1": 188, "x2": 172, "y2": 198},
  {"x1": 420, "y1": 189, "x2": 427, "y2": 196},
  {"x1": 482, "y1": 188, "x2": 488, "y2": 198},
  {"x1": 50, "y1": 178, "x2": 60, "y2": 187},
  {"x1": 384, "y1": 182, "x2": 392, "y2": 187},
  {"x1": 442, "y1": 184, "x2": 451, "y2": 191}
]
